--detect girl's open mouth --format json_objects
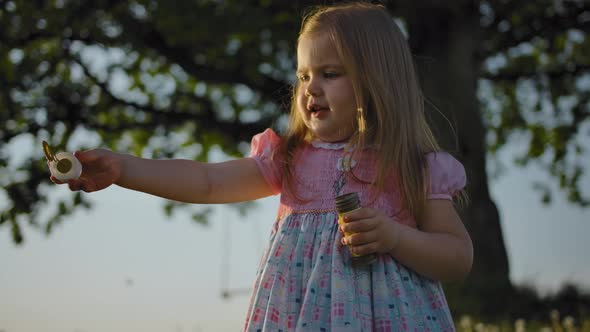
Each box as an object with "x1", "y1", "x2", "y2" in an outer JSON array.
[{"x1": 309, "y1": 105, "x2": 329, "y2": 117}]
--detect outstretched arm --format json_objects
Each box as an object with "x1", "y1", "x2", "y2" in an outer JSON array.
[
  {"x1": 52, "y1": 149, "x2": 274, "y2": 204},
  {"x1": 116, "y1": 153, "x2": 274, "y2": 203}
]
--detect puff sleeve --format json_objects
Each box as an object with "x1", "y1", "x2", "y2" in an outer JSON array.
[
  {"x1": 426, "y1": 152, "x2": 466, "y2": 200},
  {"x1": 249, "y1": 128, "x2": 283, "y2": 195}
]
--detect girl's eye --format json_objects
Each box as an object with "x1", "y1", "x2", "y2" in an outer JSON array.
[{"x1": 297, "y1": 71, "x2": 340, "y2": 81}]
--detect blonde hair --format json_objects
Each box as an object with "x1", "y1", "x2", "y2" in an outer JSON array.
[{"x1": 279, "y1": 2, "x2": 448, "y2": 223}]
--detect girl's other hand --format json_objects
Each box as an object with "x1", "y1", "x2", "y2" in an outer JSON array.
[
  {"x1": 339, "y1": 208, "x2": 401, "y2": 256},
  {"x1": 50, "y1": 149, "x2": 121, "y2": 193}
]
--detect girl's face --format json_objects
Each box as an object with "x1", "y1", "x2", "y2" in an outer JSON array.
[{"x1": 296, "y1": 34, "x2": 357, "y2": 143}]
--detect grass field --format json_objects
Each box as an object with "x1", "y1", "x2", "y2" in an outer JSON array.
[{"x1": 456, "y1": 310, "x2": 590, "y2": 332}]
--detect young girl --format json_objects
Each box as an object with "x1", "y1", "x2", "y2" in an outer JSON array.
[{"x1": 51, "y1": 3, "x2": 472, "y2": 331}]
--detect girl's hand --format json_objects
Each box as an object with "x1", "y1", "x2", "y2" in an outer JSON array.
[
  {"x1": 50, "y1": 149, "x2": 121, "y2": 192},
  {"x1": 339, "y1": 207, "x2": 402, "y2": 256}
]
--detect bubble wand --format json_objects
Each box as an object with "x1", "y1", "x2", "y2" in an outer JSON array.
[{"x1": 43, "y1": 141, "x2": 83, "y2": 181}]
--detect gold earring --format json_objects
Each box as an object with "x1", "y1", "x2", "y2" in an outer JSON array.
[{"x1": 357, "y1": 107, "x2": 366, "y2": 133}]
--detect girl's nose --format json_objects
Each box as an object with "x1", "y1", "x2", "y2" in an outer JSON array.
[{"x1": 304, "y1": 78, "x2": 322, "y2": 97}]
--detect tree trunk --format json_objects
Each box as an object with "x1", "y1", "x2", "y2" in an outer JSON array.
[{"x1": 404, "y1": 3, "x2": 513, "y2": 316}]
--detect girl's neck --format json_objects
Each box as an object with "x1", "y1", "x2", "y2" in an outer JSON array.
[{"x1": 310, "y1": 140, "x2": 348, "y2": 150}]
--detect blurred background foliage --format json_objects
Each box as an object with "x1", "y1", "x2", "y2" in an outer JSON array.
[{"x1": 1, "y1": 0, "x2": 589, "y2": 321}]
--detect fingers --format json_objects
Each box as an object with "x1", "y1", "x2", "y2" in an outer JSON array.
[
  {"x1": 51, "y1": 174, "x2": 82, "y2": 190},
  {"x1": 50, "y1": 172, "x2": 87, "y2": 191},
  {"x1": 340, "y1": 218, "x2": 377, "y2": 234},
  {"x1": 340, "y1": 231, "x2": 379, "y2": 256},
  {"x1": 67, "y1": 178, "x2": 95, "y2": 192},
  {"x1": 68, "y1": 180, "x2": 82, "y2": 192},
  {"x1": 340, "y1": 208, "x2": 379, "y2": 234},
  {"x1": 339, "y1": 217, "x2": 380, "y2": 256},
  {"x1": 341, "y1": 207, "x2": 375, "y2": 221},
  {"x1": 348, "y1": 242, "x2": 378, "y2": 257},
  {"x1": 338, "y1": 207, "x2": 398, "y2": 255},
  {"x1": 73, "y1": 150, "x2": 92, "y2": 162},
  {"x1": 341, "y1": 230, "x2": 378, "y2": 246},
  {"x1": 340, "y1": 229, "x2": 384, "y2": 256},
  {"x1": 50, "y1": 175, "x2": 65, "y2": 184}
]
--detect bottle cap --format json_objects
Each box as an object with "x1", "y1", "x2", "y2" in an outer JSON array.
[
  {"x1": 43, "y1": 141, "x2": 82, "y2": 181},
  {"x1": 335, "y1": 192, "x2": 360, "y2": 213},
  {"x1": 49, "y1": 152, "x2": 82, "y2": 181}
]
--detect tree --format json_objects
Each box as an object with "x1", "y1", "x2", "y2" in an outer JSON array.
[{"x1": 1, "y1": 0, "x2": 588, "y2": 317}]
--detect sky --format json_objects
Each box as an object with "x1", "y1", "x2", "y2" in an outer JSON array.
[{"x1": 1, "y1": 135, "x2": 589, "y2": 332}]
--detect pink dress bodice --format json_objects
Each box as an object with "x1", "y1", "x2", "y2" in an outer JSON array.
[{"x1": 250, "y1": 128, "x2": 466, "y2": 227}]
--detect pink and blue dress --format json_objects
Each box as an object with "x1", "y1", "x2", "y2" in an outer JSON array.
[{"x1": 243, "y1": 129, "x2": 466, "y2": 331}]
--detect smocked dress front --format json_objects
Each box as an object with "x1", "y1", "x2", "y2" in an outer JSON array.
[{"x1": 244, "y1": 129, "x2": 466, "y2": 332}]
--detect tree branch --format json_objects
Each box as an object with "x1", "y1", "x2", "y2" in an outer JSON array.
[
  {"x1": 69, "y1": 51, "x2": 270, "y2": 143},
  {"x1": 481, "y1": 2, "x2": 590, "y2": 57},
  {"x1": 481, "y1": 63, "x2": 590, "y2": 82},
  {"x1": 113, "y1": 14, "x2": 290, "y2": 106}
]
